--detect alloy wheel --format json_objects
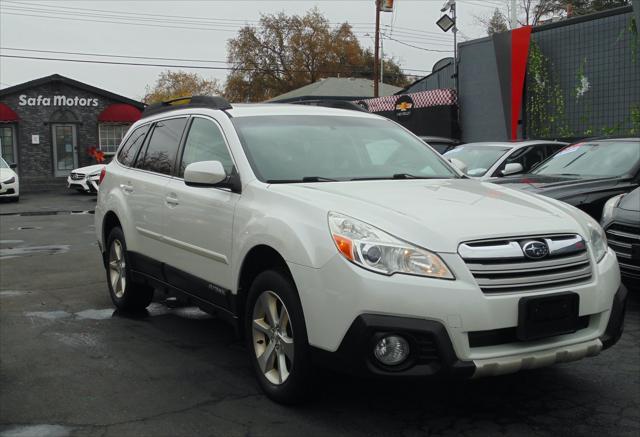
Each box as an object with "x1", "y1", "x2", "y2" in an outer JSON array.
[
  {"x1": 108, "y1": 239, "x2": 126, "y2": 298},
  {"x1": 251, "y1": 290, "x2": 294, "y2": 385}
]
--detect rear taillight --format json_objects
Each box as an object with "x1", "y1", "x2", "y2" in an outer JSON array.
[{"x1": 98, "y1": 167, "x2": 106, "y2": 185}]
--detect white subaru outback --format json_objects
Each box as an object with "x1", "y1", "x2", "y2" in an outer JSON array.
[{"x1": 95, "y1": 96, "x2": 627, "y2": 404}]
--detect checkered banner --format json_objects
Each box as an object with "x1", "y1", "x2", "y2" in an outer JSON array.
[{"x1": 355, "y1": 88, "x2": 457, "y2": 113}]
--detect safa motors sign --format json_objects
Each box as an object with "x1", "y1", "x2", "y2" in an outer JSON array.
[{"x1": 18, "y1": 94, "x2": 99, "y2": 107}]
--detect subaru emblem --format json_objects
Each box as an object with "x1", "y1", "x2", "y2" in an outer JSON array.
[{"x1": 522, "y1": 240, "x2": 549, "y2": 260}]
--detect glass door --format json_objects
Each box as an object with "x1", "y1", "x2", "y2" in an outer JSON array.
[
  {"x1": 0, "y1": 125, "x2": 17, "y2": 165},
  {"x1": 52, "y1": 124, "x2": 78, "y2": 177}
]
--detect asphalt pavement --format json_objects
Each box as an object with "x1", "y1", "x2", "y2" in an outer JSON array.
[{"x1": 0, "y1": 192, "x2": 638, "y2": 437}]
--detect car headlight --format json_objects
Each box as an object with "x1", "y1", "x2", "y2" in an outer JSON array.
[
  {"x1": 586, "y1": 221, "x2": 608, "y2": 262},
  {"x1": 601, "y1": 194, "x2": 624, "y2": 225},
  {"x1": 3, "y1": 176, "x2": 15, "y2": 184},
  {"x1": 328, "y1": 212, "x2": 454, "y2": 279}
]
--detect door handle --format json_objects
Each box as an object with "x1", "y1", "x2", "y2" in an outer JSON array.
[
  {"x1": 165, "y1": 194, "x2": 179, "y2": 206},
  {"x1": 121, "y1": 183, "x2": 133, "y2": 194}
]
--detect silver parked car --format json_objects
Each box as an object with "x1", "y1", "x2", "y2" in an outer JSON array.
[{"x1": 444, "y1": 140, "x2": 567, "y2": 180}]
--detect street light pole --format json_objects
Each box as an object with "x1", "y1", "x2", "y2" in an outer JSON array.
[
  {"x1": 374, "y1": 0, "x2": 381, "y2": 97},
  {"x1": 452, "y1": 0, "x2": 457, "y2": 91}
]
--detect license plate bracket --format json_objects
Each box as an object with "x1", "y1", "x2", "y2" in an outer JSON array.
[{"x1": 517, "y1": 292, "x2": 580, "y2": 341}]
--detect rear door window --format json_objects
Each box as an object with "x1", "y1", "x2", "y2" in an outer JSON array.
[
  {"x1": 136, "y1": 118, "x2": 187, "y2": 175},
  {"x1": 117, "y1": 124, "x2": 150, "y2": 167}
]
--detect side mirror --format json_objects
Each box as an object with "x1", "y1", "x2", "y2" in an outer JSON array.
[
  {"x1": 9, "y1": 163, "x2": 17, "y2": 169},
  {"x1": 184, "y1": 161, "x2": 227, "y2": 186},
  {"x1": 501, "y1": 162, "x2": 524, "y2": 177},
  {"x1": 449, "y1": 158, "x2": 468, "y2": 174}
]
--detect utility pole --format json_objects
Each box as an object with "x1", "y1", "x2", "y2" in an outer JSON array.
[
  {"x1": 510, "y1": 0, "x2": 518, "y2": 29},
  {"x1": 374, "y1": 0, "x2": 381, "y2": 97},
  {"x1": 380, "y1": 36, "x2": 384, "y2": 92}
]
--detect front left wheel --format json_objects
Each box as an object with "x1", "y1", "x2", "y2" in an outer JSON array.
[{"x1": 245, "y1": 270, "x2": 313, "y2": 404}]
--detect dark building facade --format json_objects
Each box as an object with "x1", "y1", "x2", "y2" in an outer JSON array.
[{"x1": 0, "y1": 74, "x2": 144, "y2": 189}]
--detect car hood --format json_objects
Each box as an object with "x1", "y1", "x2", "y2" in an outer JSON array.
[
  {"x1": 268, "y1": 179, "x2": 588, "y2": 253},
  {"x1": 0, "y1": 168, "x2": 17, "y2": 182},
  {"x1": 618, "y1": 187, "x2": 640, "y2": 212},
  {"x1": 72, "y1": 164, "x2": 104, "y2": 175}
]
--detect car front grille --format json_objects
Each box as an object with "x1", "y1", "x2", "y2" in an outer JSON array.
[
  {"x1": 459, "y1": 234, "x2": 592, "y2": 294},
  {"x1": 605, "y1": 223, "x2": 640, "y2": 279},
  {"x1": 70, "y1": 173, "x2": 85, "y2": 180}
]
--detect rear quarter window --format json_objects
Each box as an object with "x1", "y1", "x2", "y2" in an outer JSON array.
[
  {"x1": 136, "y1": 118, "x2": 188, "y2": 175},
  {"x1": 117, "y1": 125, "x2": 150, "y2": 167}
]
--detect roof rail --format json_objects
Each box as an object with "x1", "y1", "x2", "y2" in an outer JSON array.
[{"x1": 141, "y1": 95, "x2": 232, "y2": 119}]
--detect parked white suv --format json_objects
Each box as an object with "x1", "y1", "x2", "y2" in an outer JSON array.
[{"x1": 95, "y1": 96, "x2": 627, "y2": 404}]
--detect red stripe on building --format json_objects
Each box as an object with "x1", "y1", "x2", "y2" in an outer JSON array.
[{"x1": 511, "y1": 26, "x2": 532, "y2": 140}]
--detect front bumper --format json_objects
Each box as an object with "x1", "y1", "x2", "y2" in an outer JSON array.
[
  {"x1": 290, "y1": 247, "x2": 623, "y2": 377},
  {"x1": 67, "y1": 175, "x2": 99, "y2": 193},
  {"x1": 311, "y1": 284, "x2": 627, "y2": 378},
  {"x1": 0, "y1": 180, "x2": 19, "y2": 197}
]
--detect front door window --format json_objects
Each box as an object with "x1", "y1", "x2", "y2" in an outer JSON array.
[{"x1": 52, "y1": 124, "x2": 78, "y2": 177}]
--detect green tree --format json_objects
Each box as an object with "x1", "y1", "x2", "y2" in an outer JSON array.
[
  {"x1": 225, "y1": 8, "x2": 408, "y2": 102},
  {"x1": 487, "y1": 8, "x2": 509, "y2": 35},
  {"x1": 143, "y1": 71, "x2": 223, "y2": 104}
]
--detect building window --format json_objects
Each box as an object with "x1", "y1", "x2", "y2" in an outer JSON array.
[
  {"x1": 0, "y1": 125, "x2": 16, "y2": 164},
  {"x1": 99, "y1": 123, "x2": 130, "y2": 154}
]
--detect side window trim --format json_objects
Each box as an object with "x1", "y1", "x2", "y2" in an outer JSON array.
[
  {"x1": 115, "y1": 122, "x2": 152, "y2": 168},
  {"x1": 176, "y1": 114, "x2": 239, "y2": 180},
  {"x1": 132, "y1": 115, "x2": 189, "y2": 176}
]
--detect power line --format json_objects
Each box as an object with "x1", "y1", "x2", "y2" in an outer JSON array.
[
  {"x1": 0, "y1": 47, "x2": 230, "y2": 64},
  {"x1": 382, "y1": 35, "x2": 453, "y2": 53},
  {"x1": 2, "y1": 0, "x2": 454, "y2": 40},
  {"x1": 0, "y1": 52, "x2": 433, "y2": 74}
]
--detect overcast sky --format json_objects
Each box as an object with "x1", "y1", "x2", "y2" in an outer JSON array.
[{"x1": 0, "y1": 0, "x2": 501, "y2": 100}]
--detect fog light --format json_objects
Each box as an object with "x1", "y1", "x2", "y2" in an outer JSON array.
[{"x1": 373, "y1": 335, "x2": 410, "y2": 366}]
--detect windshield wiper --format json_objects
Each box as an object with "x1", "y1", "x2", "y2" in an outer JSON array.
[
  {"x1": 265, "y1": 176, "x2": 338, "y2": 183},
  {"x1": 350, "y1": 174, "x2": 451, "y2": 181}
]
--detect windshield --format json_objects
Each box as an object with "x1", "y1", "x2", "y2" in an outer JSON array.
[
  {"x1": 444, "y1": 145, "x2": 511, "y2": 176},
  {"x1": 232, "y1": 116, "x2": 458, "y2": 182},
  {"x1": 0, "y1": 157, "x2": 8, "y2": 169},
  {"x1": 533, "y1": 141, "x2": 640, "y2": 177}
]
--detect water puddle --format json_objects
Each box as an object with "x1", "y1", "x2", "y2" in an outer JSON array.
[
  {"x1": 0, "y1": 290, "x2": 26, "y2": 297},
  {"x1": 0, "y1": 210, "x2": 94, "y2": 217},
  {"x1": 24, "y1": 304, "x2": 211, "y2": 323},
  {"x1": 75, "y1": 309, "x2": 114, "y2": 320},
  {"x1": 24, "y1": 310, "x2": 72, "y2": 320},
  {"x1": 0, "y1": 424, "x2": 72, "y2": 437},
  {"x1": 0, "y1": 245, "x2": 70, "y2": 259},
  {"x1": 16, "y1": 226, "x2": 43, "y2": 231}
]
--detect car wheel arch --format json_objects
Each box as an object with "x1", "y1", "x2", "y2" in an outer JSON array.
[
  {"x1": 102, "y1": 211, "x2": 122, "y2": 251},
  {"x1": 236, "y1": 244, "x2": 303, "y2": 338}
]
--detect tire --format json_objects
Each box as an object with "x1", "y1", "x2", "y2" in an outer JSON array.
[
  {"x1": 105, "y1": 227, "x2": 154, "y2": 311},
  {"x1": 245, "y1": 270, "x2": 313, "y2": 404}
]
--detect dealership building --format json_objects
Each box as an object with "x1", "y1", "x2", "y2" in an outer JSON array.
[{"x1": 0, "y1": 74, "x2": 144, "y2": 189}]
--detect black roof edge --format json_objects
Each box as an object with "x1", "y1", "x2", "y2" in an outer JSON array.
[
  {"x1": 268, "y1": 95, "x2": 370, "y2": 103},
  {"x1": 287, "y1": 99, "x2": 369, "y2": 112},
  {"x1": 0, "y1": 74, "x2": 144, "y2": 109},
  {"x1": 141, "y1": 95, "x2": 232, "y2": 119}
]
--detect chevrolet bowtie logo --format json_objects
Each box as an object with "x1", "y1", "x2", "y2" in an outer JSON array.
[{"x1": 396, "y1": 102, "x2": 413, "y2": 111}]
